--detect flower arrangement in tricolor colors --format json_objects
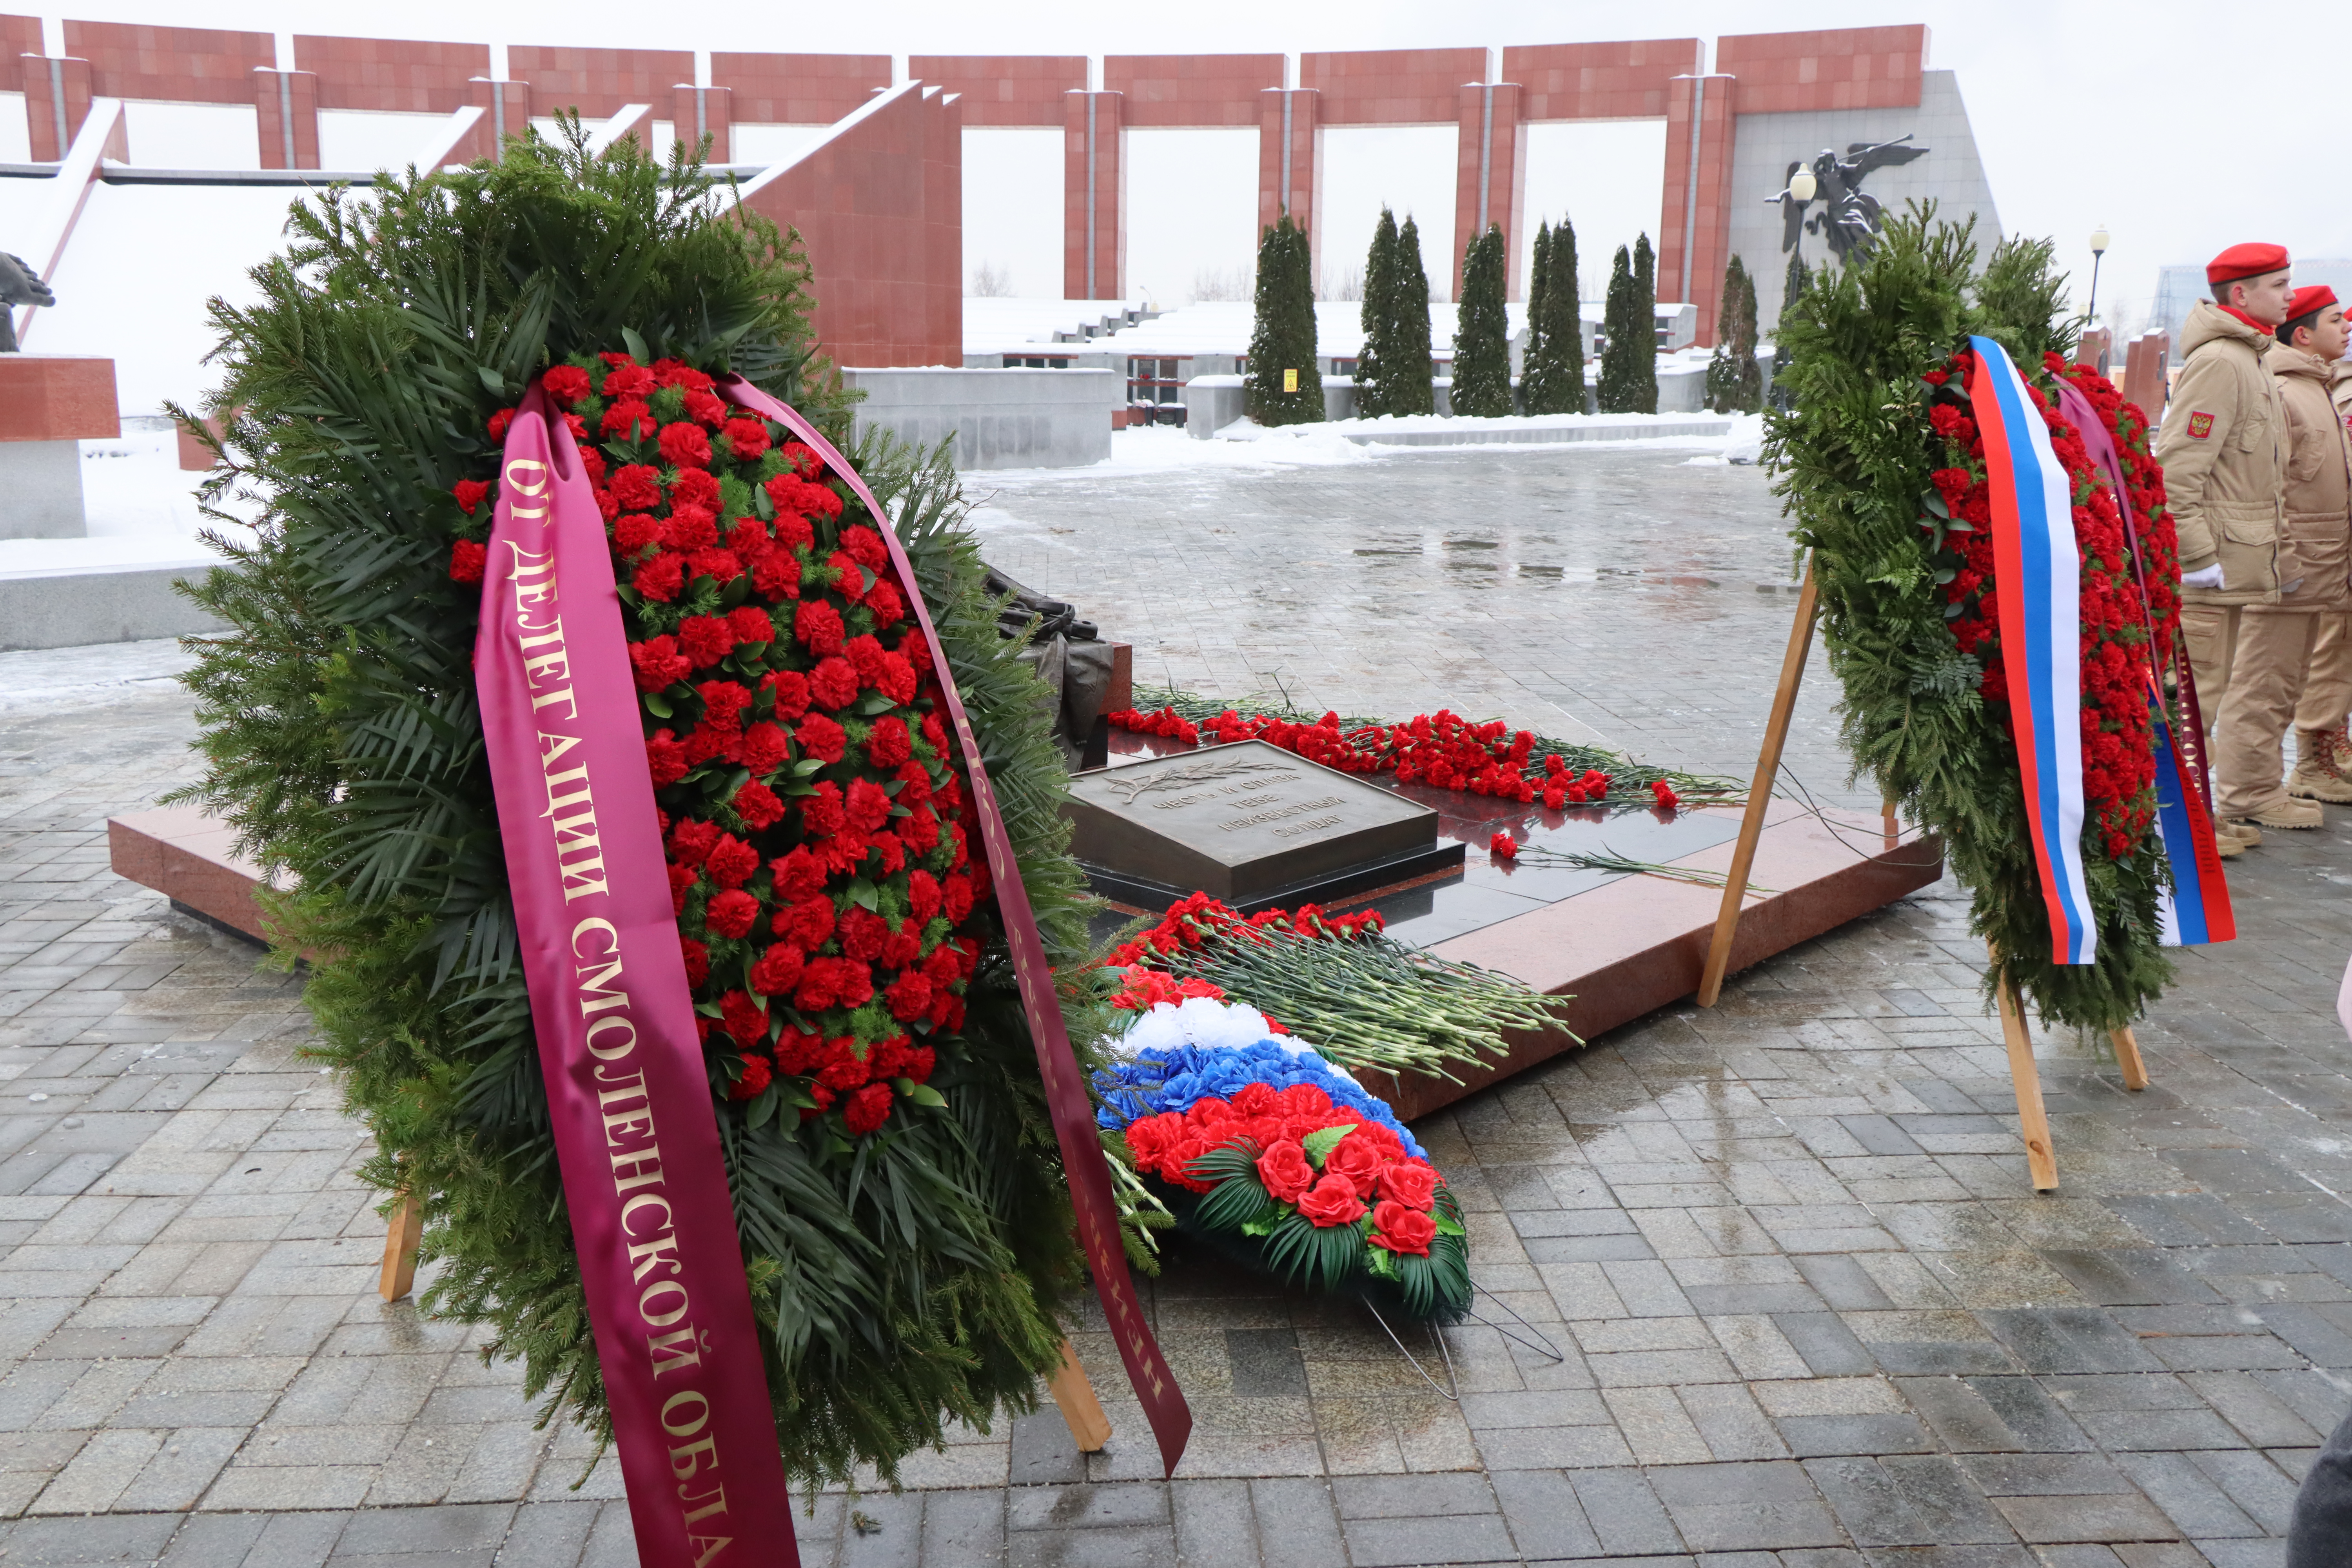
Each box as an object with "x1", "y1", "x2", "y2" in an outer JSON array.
[
  {"x1": 1108, "y1": 696, "x2": 1717, "y2": 809},
  {"x1": 1103, "y1": 893, "x2": 1561, "y2": 1084},
  {"x1": 1769, "y1": 209, "x2": 2189, "y2": 1028},
  {"x1": 451, "y1": 350, "x2": 982, "y2": 1138},
  {"x1": 1096, "y1": 997, "x2": 1470, "y2": 1321}
]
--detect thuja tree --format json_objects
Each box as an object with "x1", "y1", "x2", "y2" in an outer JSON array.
[
  {"x1": 1356, "y1": 207, "x2": 1400, "y2": 417},
  {"x1": 1597, "y1": 244, "x2": 1647, "y2": 412},
  {"x1": 1451, "y1": 225, "x2": 1511, "y2": 417},
  {"x1": 1705, "y1": 254, "x2": 1763, "y2": 414},
  {"x1": 167, "y1": 127, "x2": 1115, "y2": 1489},
  {"x1": 1771, "y1": 249, "x2": 1811, "y2": 411},
  {"x1": 1521, "y1": 216, "x2": 1583, "y2": 415},
  {"x1": 1247, "y1": 213, "x2": 1322, "y2": 425},
  {"x1": 1383, "y1": 216, "x2": 1436, "y2": 415}
]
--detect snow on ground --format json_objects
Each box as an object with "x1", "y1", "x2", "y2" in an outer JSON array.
[
  {"x1": 0, "y1": 429, "x2": 254, "y2": 581},
  {"x1": 0, "y1": 636, "x2": 199, "y2": 711}
]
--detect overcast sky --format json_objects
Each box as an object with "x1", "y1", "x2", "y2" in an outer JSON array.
[{"x1": 33, "y1": 0, "x2": 2346, "y2": 320}]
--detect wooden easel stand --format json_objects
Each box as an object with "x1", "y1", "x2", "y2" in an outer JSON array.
[{"x1": 1697, "y1": 556, "x2": 2152, "y2": 1192}]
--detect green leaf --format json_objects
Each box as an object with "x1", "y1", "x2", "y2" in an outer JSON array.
[
  {"x1": 642, "y1": 691, "x2": 673, "y2": 719},
  {"x1": 892, "y1": 1078, "x2": 947, "y2": 1109},
  {"x1": 857, "y1": 691, "x2": 897, "y2": 716},
  {"x1": 1432, "y1": 1210, "x2": 1465, "y2": 1237},
  {"x1": 621, "y1": 325, "x2": 649, "y2": 362},
  {"x1": 848, "y1": 878, "x2": 879, "y2": 911},
  {"x1": 1300, "y1": 1123, "x2": 1356, "y2": 1167},
  {"x1": 478, "y1": 366, "x2": 509, "y2": 396}
]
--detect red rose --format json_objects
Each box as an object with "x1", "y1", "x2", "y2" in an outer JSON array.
[
  {"x1": 448, "y1": 539, "x2": 487, "y2": 583},
  {"x1": 541, "y1": 365, "x2": 592, "y2": 407},
  {"x1": 1378, "y1": 1159, "x2": 1440, "y2": 1211},
  {"x1": 842, "y1": 1081, "x2": 894, "y2": 1136},
  {"x1": 452, "y1": 479, "x2": 490, "y2": 516},
  {"x1": 1322, "y1": 1132, "x2": 1384, "y2": 1200},
  {"x1": 659, "y1": 421, "x2": 713, "y2": 470},
  {"x1": 733, "y1": 779, "x2": 786, "y2": 830},
  {"x1": 1256, "y1": 1139, "x2": 1314, "y2": 1203},
  {"x1": 1296, "y1": 1173, "x2": 1367, "y2": 1228},
  {"x1": 1369, "y1": 1200, "x2": 1437, "y2": 1257}
]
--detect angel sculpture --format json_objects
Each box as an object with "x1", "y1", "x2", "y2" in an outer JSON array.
[
  {"x1": 1770, "y1": 135, "x2": 1929, "y2": 264},
  {"x1": 0, "y1": 250, "x2": 55, "y2": 352}
]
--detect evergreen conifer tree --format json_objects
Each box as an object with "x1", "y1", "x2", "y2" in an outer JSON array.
[
  {"x1": 1704, "y1": 254, "x2": 1763, "y2": 414},
  {"x1": 1771, "y1": 249, "x2": 1811, "y2": 411},
  {"x1": 1521, "y1": 223, "x2": 1555, "y2": 413},
  {"x1": 1521, "y1": 216, "x2": 1584, "y2": 414},
  {"x1": 1627, "y1": 231, "x2": 1659, "y2": 413},
  {"x1": 1451, "y1": 225, "x2": 1512, "y2": 417},
  {"x1": 1388, "y1": 216, "x2": 1436, "y2": 415},
  {"x1": 1356, "y1": 207, "x2": 1400, "y2": 417},
  {"x1": 1597, "y1": 244, "x2": 1644, "y2": 413},
  {"x1": 1247, "y1": 213, "x2": 1323, "y2": 425}
]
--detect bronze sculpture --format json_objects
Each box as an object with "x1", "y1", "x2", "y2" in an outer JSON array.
[
  {"x1": 0, "y1": 251, "x2": 54, "y2": 352},
  {"x1": 1771, "y1": 135, "x2": 1929, "y2": 264}
]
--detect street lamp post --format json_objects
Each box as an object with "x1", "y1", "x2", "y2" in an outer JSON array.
[{"x1": 2087, "y1": 226, "x2": 2111, "y2": 371}]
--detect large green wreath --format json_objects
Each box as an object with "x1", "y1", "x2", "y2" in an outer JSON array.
[
  {"x1": 170, "y1": 132, "x2": 1113, "y2": 1488},
  {"x1": 1767, "y1": 208, "x2": 2176, "y2": 1029}
]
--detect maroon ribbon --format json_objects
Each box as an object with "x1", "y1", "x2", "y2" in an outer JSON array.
[
  {"x1": 717, "y1": 376, "x2": 1193, "y2": 1475},
  {"x1": 475, "y1": 388, "x2": 800, "y2": 1567}
]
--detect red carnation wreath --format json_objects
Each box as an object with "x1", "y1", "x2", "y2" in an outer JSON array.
[{"x1": 451, "y1": 351, "x2": 988, "y2": 1137}]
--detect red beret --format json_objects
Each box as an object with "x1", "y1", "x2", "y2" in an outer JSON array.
[
  {"x1": 2208, "y1": 243, "x2": 2290, "y2": 285},
  {"x1": 2287, "y1": 285, "x2": 2339, "y2": 320}
]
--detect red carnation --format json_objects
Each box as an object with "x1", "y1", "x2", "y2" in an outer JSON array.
[
  {"x1": 885, "y1": 971, "x2": 933, "y2": 1022},
  {"x1": 907, "y1": 870, "x2": 943, "y2": 924},
  {"x1": 740, "y1": 721, "x2": 789, "y2": 777},
  {"x1": 632, "y1": 549, "x2": 684, "y2": 605},
  {"x1": 1489, "y1": 832, "x2": 1517, "y2": 860},
  {"x1": 722, "y1": 417, "x2": 772, "y2": 462},
  {"x1": 668, "y1": 863, "x2": 697, "y2": 915},
  {"x1": 448, "y1": 539, "x2": 488, "y2": 583},
  {"x1": 662, "y1": 506, "x2": 718, "y2": 553},
  {"x1": 728, "y1": 606, "x2": 775, "y2": 647},
  {"x1": 610, "y1": 465, "x2": 663, "y2": 511},
  {"x1": 773, "y1": 894, "x2": 834, "y2": 947},
  {"x1": 798, "y1": 713, "x2": 848, "y2": 764},
  {"x1": 667, "y1": 468, "x2": 720, "y2": 510},
  {"x1": 846, "y1": 777, "x2": 892, "y2": 833},
  {"x1": 679, "y1": 936, "x2": 710, "y2": 987},
  {"x1": 487, "y1": 409, "x2": 515, "y2": 440},
  {"x1": 842, "y1": 1082, "x2": 894, "y2": 1136},
  {"x1": 728, "y1": 1053, "x2": 772, "y2": 1102},
  {"x1": 684, "y1": 388, "x2": 728, "y2": 427},
  {"x1": 750, "y1": 942, "x2": 806, "y2": 998},
  {"x1": 733, "y1": 779, "x2": 786, "y2": 830},
  {"x1": 837, "y1": 905, "x2": 889, "y2": 962},
  {"x1": 659, "y1": 421, "x2": 712, "y2": 470},
  {"x1": 828, "y1": 551, "x2": 868, "y2": 603},
  {"x1": 809, "y1": 656, "x2": 860, "y2": 711},
  {"x1": 603, "y1": 400, "x2": 657, "y2": 441},
  {"x1": 629, "y1": 636, "x2": 691, "y2": 693},
  {"x1": 1369, "y1": 1200, "x2": 1436, "y2": 1257},
  {"x1": 720, "y1": 988, "x2": 767, "y2": 1045},
  {"x1": 706, "y1": 834, "x2": 759, "y2": 890},
  {"x1": 541, "y1": 365, "x2": 592, "y2": 407},
  {"x1": 795, "y1": 600, "x2": 845, "y2": 655},
  {"x1": 773, "y1": 512, "x2": 815, "y2": 554},
  {"x1": 764, "y1": 669, "x2": 812, "y2": 720},
  {"x1": 841, "y1": 525, "x2": 889, "y2": 571},
  {"x1": 613, "y1": 513, "x2": 660, "y2": 555},
  {"x1": 679, "y1": 615, "x2": 734, "y2": 670},
  {"x1": 603, "y1": 362, "x2": 655, "y2": 398},
  {"x1": 704, "y1": 889, "x2": 760, "y2": 940},
  {"x1": 579, "y1": 448, "x2": 607, "y2": 486},
  {"x1": 645, "y1": 730, "x2": 688, "y2": 787},
  {"x1": 863, "y1": 579, "x2": 906, "y2": 627},
  {"x1": 697, "y1": 680, "x2": 753, "y2": 731},
  {"x1": 866, "y1": 717, "x2": 913, "y2": 771},
  {"x1": 452, "y1": 479, "x2": 490, "y2": 516},
  {"x1": 750, "y1": 548, "x2": 800, "y2": 602},
  {"x1": 1651, "y1": 779, "x2": 1680, "y2": 809},
  {"x1": 685, "y1": 547, "x2": 742, "y2": 586}
]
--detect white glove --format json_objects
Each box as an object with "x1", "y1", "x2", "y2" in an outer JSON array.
[{"x1": 2181, "y1": 563, "x2": 2226, "y2": 589}]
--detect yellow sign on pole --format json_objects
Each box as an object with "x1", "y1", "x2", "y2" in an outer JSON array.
[{"x1": 1282, "y1": 368, "x2": 1298, "y2": 393}]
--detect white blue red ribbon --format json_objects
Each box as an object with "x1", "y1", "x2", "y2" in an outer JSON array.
[{"x1": 1968, "y1": 336, "x2": 2097, "y2": 966}]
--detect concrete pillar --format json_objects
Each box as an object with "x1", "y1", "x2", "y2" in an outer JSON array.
[
  {"x1": 1658, "y1": 73, "x2": 1735, "y2": 342},
  {"x1": 466, "y1": 77, "x2": 533, "y2": 162},
  {"x1": 0, "y1": 356, "x2": 119, "y2": 539},
  {"x1": 1256, "y1": 88, "x2": 1319, "y2": 269},
  {"x1": 1453, "y1": 81, "x2": 1523, "y2": 298},
  {"x1": 1063, "y1": 90, "x2": 1124, "y2": 301},
  {"x1": 671, "y1": 84, "x2": 732, "y2": 163},
  {"x1": 254, "y1": 68, "x2": 320, "y2": 169},
  {"x1": 22, "y1": 56, "x2": 93, "y2": 161}
]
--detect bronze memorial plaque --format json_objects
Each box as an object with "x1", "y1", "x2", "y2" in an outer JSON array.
[{"x1": 1064, "y1": 740, "x2": 1464, "y2": 911}]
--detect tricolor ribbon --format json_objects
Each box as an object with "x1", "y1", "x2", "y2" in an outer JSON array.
[
  {"x1": 1968, "y1": 335, "x2": 2097, "y2": 965},
  {"x1": 717, "y1": 376, "x2": 1194, "y2": 1476},
  {"x1": 2052, "y1": 378, "x2": 2234, "y2": 948}
]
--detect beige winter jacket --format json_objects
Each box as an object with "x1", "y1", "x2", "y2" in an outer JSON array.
[
  {"x1": 2267, "y1": 342, "x2": 2352, "y2": 609},
  {"x1": 2156, "y1": 302, "x2": 2290, "y2": 605}
]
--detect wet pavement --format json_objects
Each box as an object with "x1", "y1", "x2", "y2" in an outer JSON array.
[{"x1": 1, "y1": 444, "x2": 2348, "y2": 1565}]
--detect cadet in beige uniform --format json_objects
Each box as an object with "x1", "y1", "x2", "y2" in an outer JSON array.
[
  {"x1": 2154, "y1": 244, "x2": 2297, "y2": 842},
  {"x1": 2292, "y1": 343, "x2": 2352, "y2": 791},
  {"x1": 2272, "y1": 287, "x2": 2352, "y2": 804}
]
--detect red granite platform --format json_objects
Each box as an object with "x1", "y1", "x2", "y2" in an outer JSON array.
[{"x1": 107, "y1": 805, "x2": 281, "y2": 943}]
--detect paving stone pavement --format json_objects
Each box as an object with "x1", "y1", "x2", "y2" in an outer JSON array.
[{"x1": 0, "y1": 445, "x2": 2347, "y2": 1565}]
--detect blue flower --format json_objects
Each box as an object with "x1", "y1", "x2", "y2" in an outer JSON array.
[{"x1": 1091, "y1": 1036, "x2": 1426, "y2": 1160}]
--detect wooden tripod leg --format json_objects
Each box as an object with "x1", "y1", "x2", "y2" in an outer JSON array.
[
  {"x1": 1047, "y1": 1338, "x2": 1112, "y2": 1453},
  {"x1": 2109, "y1": 1025, "x2": 2150, "y2": 1092},
  {"x1": 379, "y1": 1191, "x2": 422, "y2": 1302},
  {"x1": 1988, "y1": 954, "x2": 2059, "y2": 1191},
  {"x1": 1698, "y1": 559, "x2": 1820, "y2": 1007}
]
